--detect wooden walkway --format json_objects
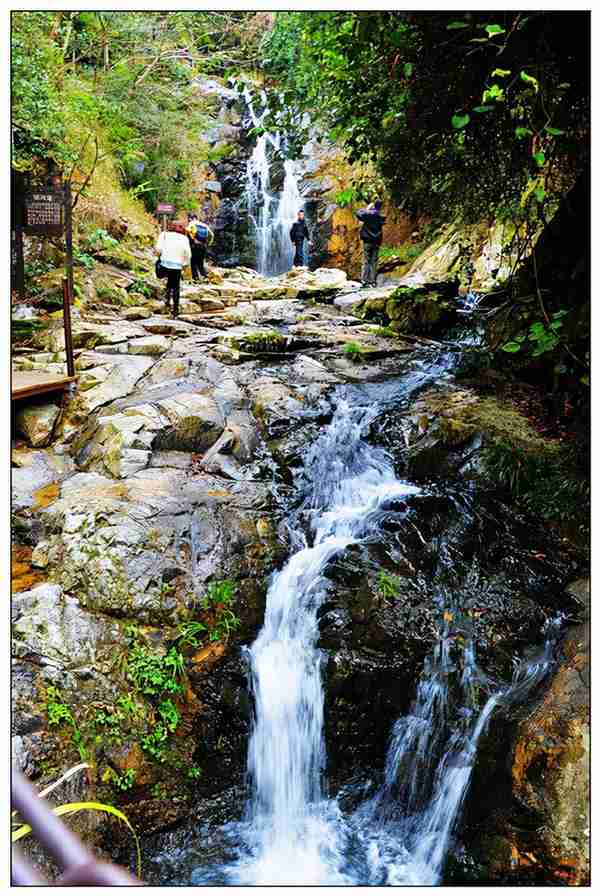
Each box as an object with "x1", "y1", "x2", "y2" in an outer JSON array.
[{"x1": 12, "y1": 370, "x2": 76, "y2": 401}]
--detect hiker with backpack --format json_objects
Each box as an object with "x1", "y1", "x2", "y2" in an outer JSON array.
[
  {"x1": 187, "y1": 213, "x2": 214, "y2": 281},
  {"x1": 155, "y1": 221, "x2": 191, "y2": 318},
  {"x1": 356, "y1": 199, "x2": 386, "y2": 287}
]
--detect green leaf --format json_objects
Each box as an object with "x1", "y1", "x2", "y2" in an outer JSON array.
[
  {"x1": 515, "y1": 127, "x2": 533, "y2": 139},
  {"x1": 502, "y1": 342, "x2": 522, "y2": 353},
  {"x1": 544, "y1": 125, "x2": 565, "y2": 136},
  {"x1": 482, "y1": 84, "x2": 504, "y2": 103},
  {"x1": 534, "y1": 186, "x2": 546, "y2": 202},
  {"x1": 404, "y1": 62, "x2": 413, "y2": 78},
  {"x1": 451, "y1": 113, "x2": 470, "y2": 129},
  {"x1": 12, "y1": 802, "x2": 141, "y2": 877},
  {"x1": 580, "y1": 375, "x2": 590, "y2": 386},
  {"x1": 473, "y1": 105, "x2": 495, "y2": 113},
  {"x1": 485, "y1": 24, "x2": 506, "y2": 36},
  {"x1": 533, "y1": 151, "x2": 546, "y2": 167},
  {"x1": 520, "y1": 70, "x2": 539, "y2": 92},
  {"x1": 447, "y1": 21, "x2": 470, "y2": 30},
  {"x1": 491, "y1": 68, "x2": 511, "y2": 77}
]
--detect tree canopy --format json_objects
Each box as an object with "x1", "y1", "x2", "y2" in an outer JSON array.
[{"x1": 260, "y1": 12, "x2": 589, "y2": 222}]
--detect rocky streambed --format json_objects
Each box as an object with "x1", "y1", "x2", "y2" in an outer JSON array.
[{"x1": 12, "y1": 262, "x2": 589, "y2": 885}]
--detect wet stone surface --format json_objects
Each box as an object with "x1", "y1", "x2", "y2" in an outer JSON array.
[{"x1": 12, "y1": 261, "x2": 587, "y2": 884}]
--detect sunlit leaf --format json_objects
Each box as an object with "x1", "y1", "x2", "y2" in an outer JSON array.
[
  {"x1": 446, "y1": 21, "x2": 470, "y2": 30},
  {"x1": 485, "y1": 24, "x2": 506, "y2": 36},
  {"x1": 544, "y1": 125, "x2": 565, "y2": 136},
  {"x1": 404, "y1": 62, "x2": 413, "y2": 78},
  {"x1": 451, "y1": 113, "x2": 470, "y2": 129},
  {"x1": 533, "y1": 151, "x2": 546, "y2": 167},
  {"x1": 491, "y1": 68, "x2": 511, "y2": 77},
  {"x1": 482, "y1": 84, "x2": 504, "y2": 102},
  {"x1": 12, "y1": 801, "x2": 141, "y2": 877},
  {"x1": 515, "y1": 127, "x2": 533, "y2": 139},
  {"x1": 502, "y1": 342, "x2": 522, "y2": 353},
  {"x1": 520, "y1": 70, "x2": 539, "y2": 92}
]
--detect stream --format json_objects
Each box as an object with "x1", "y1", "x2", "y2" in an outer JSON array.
[{"x1": 144, "y1": 335, "x2": 567, "y2": 885}]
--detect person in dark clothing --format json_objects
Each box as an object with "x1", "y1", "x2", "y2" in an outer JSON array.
[
  {"x1": 186, "y1": 213, "x2": 214, "y2": 281},
  {"x1": 356, "y1": 199, "x2": 386, "y2": 287},
  {"x1": 290, "y1": 210, "x2": 311, "y2": 267}
]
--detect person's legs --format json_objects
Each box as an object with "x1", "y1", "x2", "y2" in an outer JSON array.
[
  {"x1": 165, "y1": 269, "x2": 177, "y2": 314},
  {"x1": 172, "y1": 270, "x2": 182, "y2": 316},
  {"x1": 197, "y1": 245, "x2": 207, "y2": 276},
  {"x1": 361, "y1": 242, "x2": 371, "y2": 285},
  {"x1": 190, "y1": 248, "x2": 200, "y2": 281},
  {"x1": 293, "y1": 241, "x2": 303, "y2": 267},
  {"x1": 165, "y1": 271, "x2": 173, "y2": 309},
  {"x1": 370, "y1": 243, "x2": 380, "y2": 286}
]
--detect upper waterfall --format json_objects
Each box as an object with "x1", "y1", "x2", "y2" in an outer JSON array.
[{"x1": 245, "y1": 90, "x2": 304, "y2": 276}]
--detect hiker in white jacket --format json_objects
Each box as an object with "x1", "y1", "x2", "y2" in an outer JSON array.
[{"x1": 155, "y1": 221, "x2": 191, "y2": 317}]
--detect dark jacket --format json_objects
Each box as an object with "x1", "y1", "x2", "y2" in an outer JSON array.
[
  {"x1": 356, "y1": 208, "x2": 386, "y2": 244},
  {"x1": 290, "y1": 220, "x2": 310, "y2": 244}
]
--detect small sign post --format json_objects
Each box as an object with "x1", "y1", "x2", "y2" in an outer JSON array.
[
  {"x1": 155, "y1": 202, "x2": 175, "y2": 232},
  {"x1": 11, "y1": 174, "x2": 75, "y2": 379}
]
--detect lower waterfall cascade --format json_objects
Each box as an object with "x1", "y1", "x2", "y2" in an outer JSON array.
[{"x1": 150, "y1": 343, "x2": 564, "y2": 886}]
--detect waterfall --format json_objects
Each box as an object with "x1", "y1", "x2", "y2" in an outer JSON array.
[
  {"x1": 215, "y1": 351, "x2": 560, "y2": 885},
  {"x1": 230, "y1": 394, "x2": 421, "y2": 884},
  {"x1": 356, "y1": 612, "x2": 562, "y2": 885},
  {"x1": 245, "y1": 91, "x2": 303, "y2": 276}
]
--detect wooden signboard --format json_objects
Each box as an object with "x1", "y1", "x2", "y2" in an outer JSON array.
[
  {"x1": 11, "y1": 175, "x2": 76, "y2": 380},
  {"x1": 156, "y1": 201, "x2": 175, "y2": 232},
  {"x1": 23, "y1": 190, "x2": 65, "y2": 234}
]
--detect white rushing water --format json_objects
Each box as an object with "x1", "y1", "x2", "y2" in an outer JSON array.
[
  {"x1": 245, "y1": 90, "x2": 304, "y2": 276},
  {"x1": 354, "y1": 612, "x2": 562, "y2": 885},
  {"x1": 216, "y1": 358, "x2": 561, "y2": 885},
  {"x1": 229, "y1": 395, "x2": 421, "y2": 884}
]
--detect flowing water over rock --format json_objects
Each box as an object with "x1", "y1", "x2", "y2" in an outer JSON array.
[
  {"x1": 143, "y1": 342, "x2": 568, "y2": 886},
  {"x1": 245, "y1": 91, "x2": 303, "y2": 276}
]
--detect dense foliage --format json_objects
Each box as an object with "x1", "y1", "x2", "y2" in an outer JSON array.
[
  {"x1": 260, "y1": 12, "x2": 589, "y2": 222},
  {"x1": 11, "y1": 11, "x2": 266, "y2": 209}
]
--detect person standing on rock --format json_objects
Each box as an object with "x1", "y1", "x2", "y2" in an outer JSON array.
[
  {"x1": 186, "y1": 212, "x2": 214, "y2": 281},
  {"x1": 155, "y1": 221, "x2": 191, "y2": 317},
  {"x1": 290, "y1": 209, "x2": 311, "y2": 267},
  {"x1": 357, "y1": 199, "x2": 386, "y2": 287}
]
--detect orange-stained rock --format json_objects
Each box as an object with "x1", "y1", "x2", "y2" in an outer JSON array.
[
  {"x1": 31, "y1": 482, "x2": 60, "y2": 510},
  {"x1": 507, "y1": 617, "x2": 589, "y2": 885},
  {"x1": 107, "y1": 742, "x2": 155, "y2": 787},
  {"x1": 11, "y1": 546, "x2": 45, "y2": 592},
  {"x1": 191, "y1": 641, "x2": 226, "y2": 670}
]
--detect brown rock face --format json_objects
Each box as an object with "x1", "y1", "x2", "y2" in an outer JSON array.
[
  {"x1": 508, "y1": 618, "x2": 590, "y2": 885},
  {"x1": 325, "y1": 205, "x2": 417, "y2": 281},
  {"x1": 464, "y1": 598, "x2": 590, "y2": 886}
]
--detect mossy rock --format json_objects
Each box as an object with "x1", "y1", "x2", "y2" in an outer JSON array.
[
  {"x1": 93, "y1": 245, "x2": 139, "y2": 271},
  {"x1": 224, "y1": 331, "x2": 291, "y2": 354},
  {"x1": 363, "y1": 296, "x2": 388, "y2": 314},
  {"x1": 94, "y1": 275, "x2": 132, "y2": 307}
]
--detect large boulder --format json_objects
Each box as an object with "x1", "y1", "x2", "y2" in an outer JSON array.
[
  {"x1": 153, "y1": 393, "x2": 225, "y2": 453},
  {"x1": 12, "y1": 583, "x2": 125, "y2": 673},
  {"x1": 15, "y1": 402, "x2": 61, "y2": 448}
]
